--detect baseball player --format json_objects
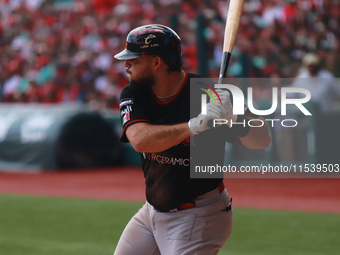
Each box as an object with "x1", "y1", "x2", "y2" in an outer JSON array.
[{"x1": 114, "y1": 24, "x2": 270, "y2": 255}]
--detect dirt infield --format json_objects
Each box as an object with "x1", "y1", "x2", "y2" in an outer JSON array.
[{"x1": 0, "y1": 167, "x2": 339, "y2": 213}]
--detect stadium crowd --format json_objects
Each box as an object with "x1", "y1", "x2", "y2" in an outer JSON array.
[{"x1": 0, "y1": 0, "x2": 339, "y2": 109}]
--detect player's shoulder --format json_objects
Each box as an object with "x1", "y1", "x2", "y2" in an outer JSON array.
[
  {"x1": 120, "y1": 84, "x2": 143, "y2": 99},
  {"x1": 183, "y1": 73, "x2": 201, "y2": 88},
  {"x1": 187, "y1": 72, "x2": 206, "y2": 87},
  {"x1": 119, "y1": 85, "x2": 138, "y2": 108},
  {"x1": 187, "y1": 72, "x2": 215, "y2": 90},
  {"x1": 187, "y1": 73, "x2": 201, "y2": 79},
  {"x1": 120, "y1": 84, "x2": 133, "y2": 96}
]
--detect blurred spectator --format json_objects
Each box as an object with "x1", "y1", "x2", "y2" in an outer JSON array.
[
  {"x1": 291, "y1": 52, "x2": 340, "y2": 112},
  {"x1": 261, "y1": 1, "x2": 285, "y2": 26},
  {"x1": 0, "y1": 0, "x2": 339, "y2": 109}
]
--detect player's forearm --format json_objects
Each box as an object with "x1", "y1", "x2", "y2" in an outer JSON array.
[
  {"x1": 126, "y1": 122, "x2": 190, "y2": 153},
  {"x1": 239, "y1": 117, "x2": 271, "y2": 149}
]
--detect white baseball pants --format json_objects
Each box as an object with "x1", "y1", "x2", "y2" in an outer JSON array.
[{"x1": 114, "y1": 186, "x2": 232, "y2": 255}]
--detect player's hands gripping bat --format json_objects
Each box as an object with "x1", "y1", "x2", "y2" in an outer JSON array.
[
  {"x1": 189, "y1": 103, "x2": 228, "y2": 135},
  {"x1": 205, "y1": 0, "x2": 244, "y2": 129},
  {"x1": 208, "y1": 89, "x2": 237, "y2": 127}
]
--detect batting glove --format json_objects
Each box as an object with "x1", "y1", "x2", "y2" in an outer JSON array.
[
  {"x1": 209, "y1": 89, "x2": 237, "y2": 127},
  {"x1": 189, "y1": 103, "x2": 227, "y2": 135}
]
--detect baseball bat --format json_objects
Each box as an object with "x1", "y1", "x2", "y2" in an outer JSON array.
[
  {"x1": 207, "y1": 0, "x2": 244, "y2": 128},
  {"x1": 218, "y1": 0, "x2": 245, "y2": 84}
]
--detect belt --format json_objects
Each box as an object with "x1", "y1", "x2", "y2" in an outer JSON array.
[
  {"x1": 218, "y1": 181, "x2": 225, "y2": 193},
  {"x1": 159, "y1": 182, "x2": 226, "y2": 212}
]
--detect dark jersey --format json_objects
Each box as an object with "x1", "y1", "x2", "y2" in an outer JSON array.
[{"x1": 119, "y1": 72, "x2": 242, "y2": 211}]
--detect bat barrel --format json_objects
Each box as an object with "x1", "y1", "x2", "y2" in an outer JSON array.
[
  {"x1": 223, "y1": 0, "x2": 245, "y2": 54},
  {"x1": 218, "y1": 0, "x2": 244, "y2": 82}
]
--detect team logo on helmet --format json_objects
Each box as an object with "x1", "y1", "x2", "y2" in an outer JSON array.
[
  {"x1": 141, "y1": 34, "x2": 159, "y2": 49},
  {"x1": 145, "y1": 34, "x2": 156, "y2": 44}
]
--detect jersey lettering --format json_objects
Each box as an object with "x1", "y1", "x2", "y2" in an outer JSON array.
[
  {"x1": 143, "y1": 153, "x2": 190, "y2": 167},
  {"x1": 120, "y1": 98, "x2": 134, "y2": 107}
]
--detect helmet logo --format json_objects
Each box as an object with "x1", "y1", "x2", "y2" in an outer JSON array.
[
  {"x1": 141, "y1": 34, "x2": 159, "y2": 50},
  {"x1": 145, "y1": 34, "x2": 156, "y2": 44}
]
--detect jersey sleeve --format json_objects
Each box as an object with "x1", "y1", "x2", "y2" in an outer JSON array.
[{"x1": 119, "y1": 85, "x2": 151, "y2": 143}]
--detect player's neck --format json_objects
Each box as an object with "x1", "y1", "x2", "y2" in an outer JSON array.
[{"x1": 152, "y1": 70, "x2": 186, "y2": 100}]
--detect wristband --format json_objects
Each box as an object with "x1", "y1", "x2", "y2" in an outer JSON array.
[{"x1": 231, "y1": 115, "x2": 251, "y2": 138}]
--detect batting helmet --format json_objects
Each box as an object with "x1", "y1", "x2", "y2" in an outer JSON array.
[{"x1": 114, "y1": 24, "x2": 182, "y2": 68}]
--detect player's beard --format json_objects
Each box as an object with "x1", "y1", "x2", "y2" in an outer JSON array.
[{"x1": 129, "y1": 73, "x2": 155, "y2": 93}]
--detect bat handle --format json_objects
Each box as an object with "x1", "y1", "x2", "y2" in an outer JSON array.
[{"x1": 218, "y1": 52, "x2": 232, "y2": 84}]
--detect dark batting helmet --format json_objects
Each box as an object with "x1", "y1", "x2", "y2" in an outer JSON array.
[{"x1": 114, "y1": 24, "x2": 182, "y2": 68}]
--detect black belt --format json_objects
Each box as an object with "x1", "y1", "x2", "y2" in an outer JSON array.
[{"x1": 159, "y1": 182, "x2": 231, "y2": 212}]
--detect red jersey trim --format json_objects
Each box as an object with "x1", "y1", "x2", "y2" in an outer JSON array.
[
  {"x1": 120, "y1": 119, "x2": 151, "y2": 138},
  {"x1": 152, "y1": 72, "x2": 188, "y2": 105}
]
